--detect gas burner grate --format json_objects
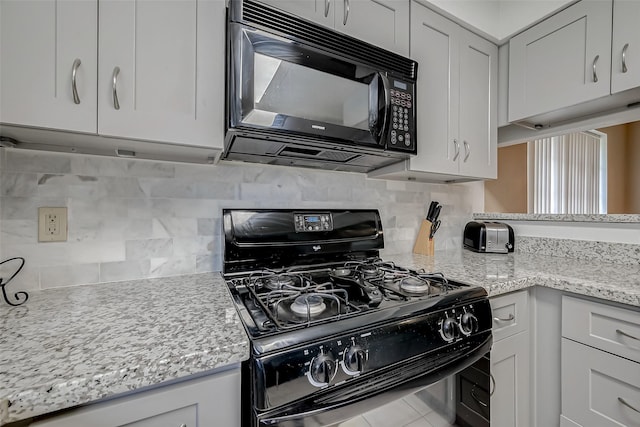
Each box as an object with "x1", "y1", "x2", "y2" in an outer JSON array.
[{"x1": 240, "y1": 270, "x2": 363, "y2": 330}]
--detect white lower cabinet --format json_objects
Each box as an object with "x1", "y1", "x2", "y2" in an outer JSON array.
[
  {"x1": 491, "y1": 331, "x2": 530, "y2": 427},
  {"x1": 561, "y1": 338, "x2": 640, "y2": 427},
  {"x1": 490, "y1": 290, "x2": 530, "y2": 427},
  {"x1": 560, "y1": 295, "x2": 640, "y2": 427},
  {"x1": 29, "y1": 368, "x2": 240, "y2": 427}
]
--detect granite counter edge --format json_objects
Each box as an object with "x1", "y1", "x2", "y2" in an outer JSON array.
[{"x1": 1, "y1": 340, "x2": 250, "y2": 426}]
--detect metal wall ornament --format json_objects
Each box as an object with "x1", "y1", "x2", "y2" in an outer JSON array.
[{"x1": 0, "y1": 257, "x2": 28, "y2": 306}]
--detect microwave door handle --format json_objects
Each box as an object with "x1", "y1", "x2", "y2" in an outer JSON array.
[{"x1": 375, "y1": 73, "x2": 390, "y2": 140}]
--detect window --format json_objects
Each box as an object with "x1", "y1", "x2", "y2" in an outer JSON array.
[{"x1": 529, "y1": 131, "x2": 607, "y2": 214}]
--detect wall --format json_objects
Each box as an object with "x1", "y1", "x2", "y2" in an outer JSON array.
[
  {"x1": 484, "y1": 143, "x2": 527, "y2": 213},
  {"x1": 629, "y1": 121, "x2": 640, "y2": 213},
  {"x1": 424, "y1": 0, "x2": 571, "y2": 42},
  {"x1": 488, "y1": 123, "x2": 637, "y2": 215},
  {"x1": 0, "y1": 149, "x2": 483, "y2": 292},
  {"x1": 601, "y1": 124, "x2": 629, "y2": 213},
  {"x1": 0, "y1": 149, "x2": 3, "y2": 262}
]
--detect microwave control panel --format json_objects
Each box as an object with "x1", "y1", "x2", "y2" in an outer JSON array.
[{"x1": 388, "y1": 79, "x2": 415, "y2": 153}]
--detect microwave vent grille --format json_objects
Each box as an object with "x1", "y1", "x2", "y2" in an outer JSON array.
[
  {"x1": 239, "y1": 0, "x2": 416, "y2": 81},
  {"x1": 280, "y1": 146, "x2": 359, "y2": 163}
]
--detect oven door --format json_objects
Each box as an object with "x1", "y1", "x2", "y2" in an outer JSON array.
[
  {"x1": 251, "y1": 334, "x2": 491, "y2": 427},
  {"x1": 228, "y1": 23, "x2": 389, "y2": 147}
]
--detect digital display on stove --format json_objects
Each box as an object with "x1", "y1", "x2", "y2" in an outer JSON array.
[{"x1": 294, "y1": 213, "x2": 333, "y2": 232}]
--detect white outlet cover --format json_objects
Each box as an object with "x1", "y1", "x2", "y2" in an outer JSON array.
[{"x1": 38, "y1": 207, "x2": 68, "y2": 242}]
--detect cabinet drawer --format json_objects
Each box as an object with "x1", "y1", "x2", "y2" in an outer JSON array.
[
  {"x1": 562, "y1": 295, "x2": 640, "y2": 363},
  {"x1": 561, "y1": 338, "x2": 640, "y2": 427},
  {"x1": 490, "y1": 290, "x2": 529, "y2": 342}
]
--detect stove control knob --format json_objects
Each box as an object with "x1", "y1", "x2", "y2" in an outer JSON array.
[
  {"x1": 343, "y1": 345, "x2": 367, "y2": 375},
  {"x1": 460, "y1": 312, "x2": 478, "y2": 336},
  {"x1": 309, "y1": 351, "x2": 337, "y2": 386},
  {"x1": 440, "y1": 317, "x2": 460, "y2": 342}
]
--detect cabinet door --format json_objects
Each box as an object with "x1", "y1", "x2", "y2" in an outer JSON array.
[
  {"x1": 98, "y1": 0, "x2": 223, "y2": 149},
  {"x1": 407, "y1": 2, "x2": 459, "y2": 175},
  {"x1": 335, "y1": 0, "x2": 409, "y2": 56},
  {"x1": 0, "y1": 0, "x2": 97, "y2": 132},
  {"x1": 258, "y1": 0, "x2": 335, "y2": 27},
  {"x1": 561, "y1": 338, "x2": 640, "y2": 427},
  {"x1": 491, "y1": 331, "x2": 530, "y2": 427},
  {"x1": 31, "y1": 369, "x2": 240, "y2": 427},
  {"x1": 458, "y1": 30, "x2": 497, "y2": 179},
  {"x1": 508, "y1": 0, "x2": 612, "y2": 122},
  {"x1": 611, "y1": 0, "x2": 640, "y2": 94}
]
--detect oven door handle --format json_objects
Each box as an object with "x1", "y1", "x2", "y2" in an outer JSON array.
[{"x1": 259, "y1": 334, "x2": 492, "y2": 427}]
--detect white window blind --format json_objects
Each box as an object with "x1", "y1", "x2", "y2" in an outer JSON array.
[{"x1": 530, "y1": 132, "x2": 607, "y2": 214}]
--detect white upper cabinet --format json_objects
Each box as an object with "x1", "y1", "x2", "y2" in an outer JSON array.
[
  {"x1": 458, "y1": 31, "x2": 497, "y2": 178},
  {"x1": 611, "y1": 0, "x2": 640, "y2": 94},
  {"x1": 508, "y1": 1, "x2": 613, "y2": 122},
  {"x1": 1, "y1": 0, "x2": 224, "y2": 152},
  {"x1": 258, "y1": 0, "x2": 334, "y2": 27},
  {"x1": 98, "y1": 0, "x2": 223, "y2": 148},
  {"x1": 377, "y1": 1, "x2": 496, "y2": 180},
  {"x1": 336, "y1": 0, "x2": 409, "y2": 56},
  {"x1": 259, "y1": 0, "x2": 409, "y2": 55},
  {"x1": 0, "y1": 0, "x2": 97, "y2": 132},
  {"x1": 407, "y1": 6, "x2": 459, "y2": 176}
]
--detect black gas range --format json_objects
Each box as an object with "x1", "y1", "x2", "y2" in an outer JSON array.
[{"x1": 222, "y1": 209, "x2": 492, "y2": 427}]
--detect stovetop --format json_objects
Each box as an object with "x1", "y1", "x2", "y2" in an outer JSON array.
[{"x1": 225, "y1": 257, "x2": 471, "y2": 339}]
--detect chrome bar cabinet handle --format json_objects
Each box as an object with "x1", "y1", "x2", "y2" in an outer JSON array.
[
  {"x1": 494, "y1": 313, "x2": 515, "y2": 322},
  {"x1": 622, "y1": 43, "x2": 629, "y2": 73},
  {"x1": 71, "y1": 59, "x2": 81, "y2": 104},
  {"x1": 619, "y1": 397, "x2": 640, "y2": 414},
  {"x1": 489, "y1": 373, "x2": 496, "y2": 396},
  {"x1": 463, "y1": 140, "x2": 470, "y2": 162},
  {"x1": 453, "y1": 139, "x2": 460, "y2": 161},
  {"x1": 617, "y1": 328, "x2": 640, "y2": 342},
  {"x1": 324, "y1": 0, "x2": 330, "y2": 17},
  {"x1": 343, "y1": 0, "x2": 350, "y2": 25},
  {"x1": 592, "y1": 55, "x2": 599, "y2": 83},
  {"x1": 112, "y1": 66, "x2": 121, "y2": 110},
  {"x1": 471, "y1": 388, "x2": 488, "y2": 407}
]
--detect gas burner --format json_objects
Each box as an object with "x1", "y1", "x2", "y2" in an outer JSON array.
[
  {"x1": 383, "y1": 272, "x2": 398, "y2": 282},
  {"x1": 290, "y1": 294, "x2": 328, "y2": 317},
  {"x1": 359, "y1": 264, "x2": 380, "y2": 278},
  {"x1": 331, "y1": 268, "x2": 352, "y2": 278},
  {"x1": 399, "y1": 276, "x2": 430, "y2": 294},
  {"x1": 264, "y1": 274, "x2": 301, "y2": 290}
]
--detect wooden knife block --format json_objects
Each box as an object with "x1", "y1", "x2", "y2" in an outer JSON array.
[{"x1": 413, "y1": 220, "x2": 435, "y2": 256}]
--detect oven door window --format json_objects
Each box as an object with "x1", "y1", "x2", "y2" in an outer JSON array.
[{"x1": 230, "y1": 25, "x2": 385, "y2": 146}]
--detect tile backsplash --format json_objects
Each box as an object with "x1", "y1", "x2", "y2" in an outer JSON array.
[{"x1": 0, "y1": 149, "x2": 482, "y2": 290}]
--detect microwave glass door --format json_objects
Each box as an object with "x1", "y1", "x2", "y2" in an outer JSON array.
[{"x1": 231, "y1": 25, "x2": 386, "y2": 146}]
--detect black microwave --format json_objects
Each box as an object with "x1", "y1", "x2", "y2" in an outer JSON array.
[{"x1": 224, "y1": 0, "x2": 418, "y2": 172}]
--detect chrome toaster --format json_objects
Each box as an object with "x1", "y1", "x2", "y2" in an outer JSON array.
[{"x1": 463, "y1": 221, "x2": 515, "y2": 254}]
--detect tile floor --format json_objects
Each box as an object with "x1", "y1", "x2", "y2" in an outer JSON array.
[{"x1": 336, "y1": 393, "x2": 456, "y2": 427}]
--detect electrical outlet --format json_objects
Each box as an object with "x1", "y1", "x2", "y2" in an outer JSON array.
[{"x1": 38, "y1": 207, "x2": 68, "y2": 242}]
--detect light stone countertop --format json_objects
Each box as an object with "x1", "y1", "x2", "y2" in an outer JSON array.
[
  {"x1": 2, "y1": 252, "x2": 639, "y2": 426},
  {"x1": 387, "y1": 250, "x2": 640, "y2": 308},
  {"x1": 472, "y1": 213, "x2": 640, "y2": 223},
  {"x1": 0, "y1": 273, "x2": 249, "y2": 426}
]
